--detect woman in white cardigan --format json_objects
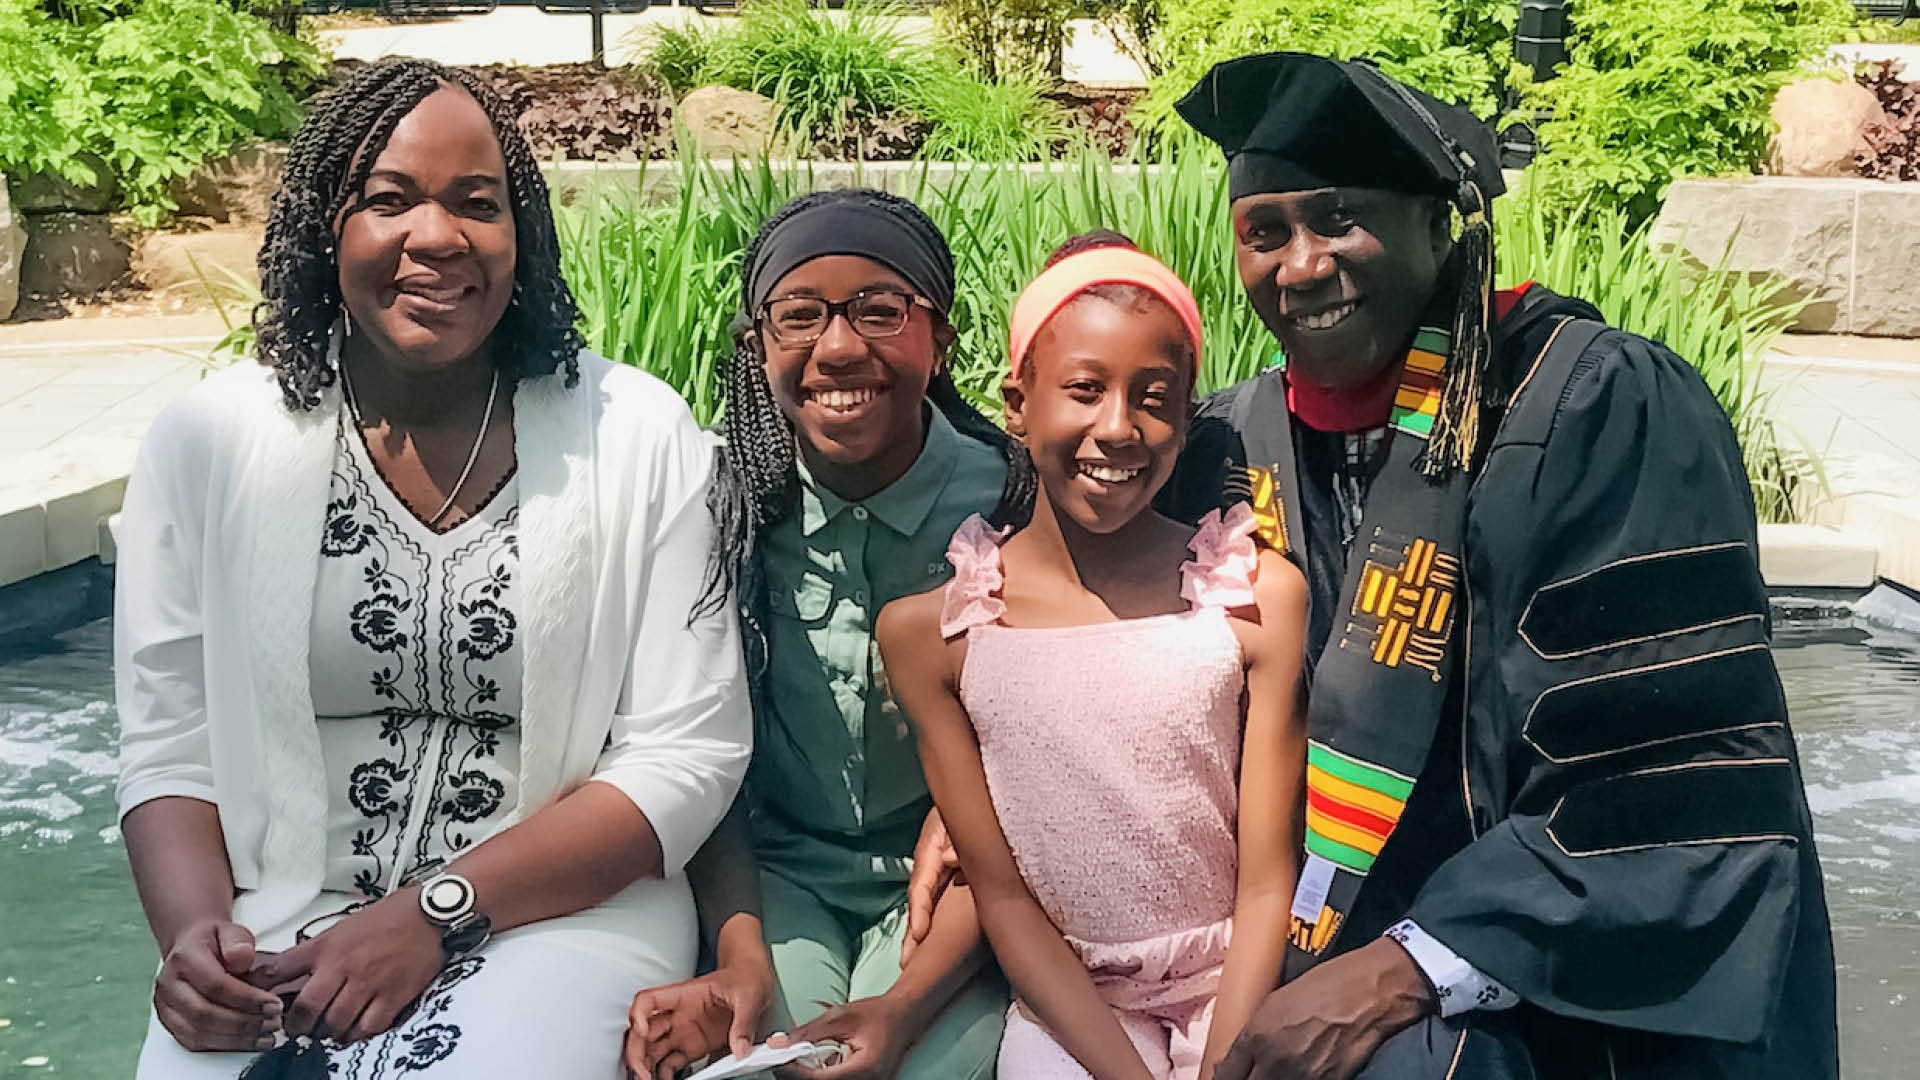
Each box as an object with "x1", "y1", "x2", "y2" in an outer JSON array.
[{"x1": 115, "y1": 60, "x2": 749, "y2": 1079}]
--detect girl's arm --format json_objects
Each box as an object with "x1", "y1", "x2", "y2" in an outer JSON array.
[
  {"x1": 876, "y1": 880, "x2": 987, "y2": 1032},
  {"x1": 876, "y1": 595, "x2": 1157, "y2": 1080},
  {"x1": 1201, "y1": 548, "x2": 1310, "y2": 1079},
  {"x1": 779, "y1": 884, "x2": 989, "y2": 1080}
]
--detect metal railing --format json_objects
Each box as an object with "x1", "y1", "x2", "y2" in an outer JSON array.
[{"x1": 1855, "y1": 0, "x2": 1919, "y2": 25}]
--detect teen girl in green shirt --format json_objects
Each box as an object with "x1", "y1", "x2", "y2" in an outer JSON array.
[{"x1": 624, "y1": 189, "x2": 1025, "y2": 1080}]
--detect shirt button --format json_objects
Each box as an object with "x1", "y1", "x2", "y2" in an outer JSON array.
[
  {"x1": 854, "y1": 589, "x2": 868, "y2": 606},
  {"x1": 852, "y1": 506, "x2": 869, "y2": 521}
]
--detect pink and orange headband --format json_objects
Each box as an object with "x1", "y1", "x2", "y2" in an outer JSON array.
[{"x1": 1007, "y1": 247, "x2": 1204, "y2": 381}]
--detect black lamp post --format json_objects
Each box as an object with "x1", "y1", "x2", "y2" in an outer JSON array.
[{"x1": 1502, "y1": 0, "x2": 1570, "y2": 168}]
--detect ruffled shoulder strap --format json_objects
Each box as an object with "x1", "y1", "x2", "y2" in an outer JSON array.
[
  {"x1": 1180, "y1": 501, "x2": 1259, "y2": 610},
  {"x1": 939, "y1": 514, "x2": 1009, "y2": 639}
]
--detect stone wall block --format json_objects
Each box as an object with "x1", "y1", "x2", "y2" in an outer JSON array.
[
  {"x1": 15, "y1": 155, "x2": 118, "y2": 214},
  {"x1": 1850, "y1": 186, "x2": 1920, "y2": 337},
  {"x1": 21, "y1": 212, "x2": 132, "y2": 297},
  {"x1": 134, "y1": 227, "x2": 264, "y2": 301},
  {"x1": 169, "y1": 143, "x2": 287, "y2": 225},
  {"x1": 1650, "y1": 178, "x2": 1859, "y2": 333},
  {"x1": 0, "y1": 178, "x2": 25, "y2": 320}
]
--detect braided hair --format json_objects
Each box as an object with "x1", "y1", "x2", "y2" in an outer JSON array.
[
  {"x1": 254, "y1": 58, "x2": 584, "y2": 411},
  {"x1": 697, "y1": 188, "x2": 1032, "y2": 676}
]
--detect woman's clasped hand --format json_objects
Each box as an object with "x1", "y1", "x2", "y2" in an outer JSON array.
[{"x1": 151, "y1": 919, "x2": 283, "y2": 1053}]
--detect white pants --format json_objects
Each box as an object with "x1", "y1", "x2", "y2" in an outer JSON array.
[{"x1": 134, "y1": 874, "x2": 695, "y2": 1079}]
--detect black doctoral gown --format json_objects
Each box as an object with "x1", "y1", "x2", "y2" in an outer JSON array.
[{"x1": 1162, "y1": 287, "x2": 1838, "y2": 1079}]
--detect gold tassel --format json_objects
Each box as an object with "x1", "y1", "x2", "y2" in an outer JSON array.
[{"x1": 1416, "y1": 180, "x2": 1495, "y2": 481}]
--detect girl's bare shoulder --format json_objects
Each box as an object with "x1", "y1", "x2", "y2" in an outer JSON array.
[
  {"x1": 876, "y1": 587, "x2": 945, "y2": 651},
  {"x1": 1230, "y1": 546, "x2": 1309, "y2": 655}
]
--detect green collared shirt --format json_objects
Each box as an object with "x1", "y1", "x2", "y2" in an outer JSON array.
[{"x1": 749, "y1": 406, "x2": 1004, "y2": 916}]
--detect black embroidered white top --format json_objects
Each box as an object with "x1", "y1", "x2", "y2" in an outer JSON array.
[{"x1": 312, "y1": 422, "x2": 521, "y2": 900}]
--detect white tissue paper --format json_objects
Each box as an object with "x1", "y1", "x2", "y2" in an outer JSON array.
[{"x1": 684, "y1": 1039, "x2": 842, "y2": 1080}]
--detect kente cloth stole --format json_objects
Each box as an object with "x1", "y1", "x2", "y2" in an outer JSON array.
[{"x1": 1227, "y1": 328, "x2": 1469, "y2": 980}]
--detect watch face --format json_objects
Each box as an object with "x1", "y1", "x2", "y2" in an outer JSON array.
[{"x1": 421, "y1": 875, "x2": 475, "y2": 923}]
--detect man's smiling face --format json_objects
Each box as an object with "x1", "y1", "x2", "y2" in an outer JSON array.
[{"x1": 1231, "y1": 187, "x2": 1450, "y2": 390}]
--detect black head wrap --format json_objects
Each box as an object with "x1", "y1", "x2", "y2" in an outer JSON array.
[
  {"x1": 1175, "y1": 52, "x2": 1506, "y2": 479},
  {"x1": 743, "y1": 194, "x2": 957, "y2": 315}
]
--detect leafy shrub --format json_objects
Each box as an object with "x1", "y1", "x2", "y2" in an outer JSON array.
[
  {"x1": 0, "y1": 0, "x2": 322, "y2": 224},
  {"x1": 932, "y1": 0, "x2": 1077, "y2": 80},
  {"x1": 1136, "y1": 0, "x2": 1514, "y2": 139},
  {"x1": 704, "y1": 0, "x2": 934, "y2": 140},
  {"x1": 631, "y1": 0, "x2": 1071, "y2": 161},
  {"x1": 1856, "y1": 60, "x2": 1919, "y2": 181},
  {"x1": 636, "y1": 18, "x2": 718, "y2": 98},
  {"x1": 1517, "y1": 0, "x2": 1860, "y2": 222},
  {"x1": 460, "y1": 62, "x2": 675, "y2": 162},
  {"x1": 918, "y1": 69, "x2": 1074, "y2": 161}
]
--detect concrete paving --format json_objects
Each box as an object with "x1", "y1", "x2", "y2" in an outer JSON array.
[
  {"x1": 0, "y1": 313, "x2": 224, "y2": 588},
  {"x1": 1764, "y1": 336, "x2": 1920, "y2": 590},
  {"x1": 317, "y1": 7, "x2": 1152, "y2": 86}
]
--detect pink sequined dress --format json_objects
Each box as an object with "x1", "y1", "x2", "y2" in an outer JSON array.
[{"x1": 939, "y1": 503, "x2": 1259, "y2": 1080}]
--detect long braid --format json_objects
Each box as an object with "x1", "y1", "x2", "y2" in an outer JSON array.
[
  {"x1": 255, "y1": 58, "x2": 584, "y2": 412},
  {"x1": 929, "y1": 374, "x2": 1034, "y2": 531}
]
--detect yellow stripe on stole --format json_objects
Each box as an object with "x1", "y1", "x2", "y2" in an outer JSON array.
[
  {"x1": 1394, "y1": 386, "x2": 1441, "y2": 414},
  {"x1": 1405, "y1": 348, "x2": 1446, "y2": 375},
  {"x1": 1306, "y1": 764, "x2": 1406, "y2": 820}
]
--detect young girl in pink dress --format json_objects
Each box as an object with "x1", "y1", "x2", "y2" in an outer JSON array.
[{"x1": 876, "y1": 233, "x2": 1308, "y2": 1080}]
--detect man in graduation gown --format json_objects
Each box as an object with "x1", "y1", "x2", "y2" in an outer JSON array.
[{"x1": 1159, "y1": 52, "x2": 1838, "y2": 1080}]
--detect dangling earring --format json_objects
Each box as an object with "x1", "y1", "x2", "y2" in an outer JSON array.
[{"x1": 341, "y1": 306, "x2": 354, "y2": 339}]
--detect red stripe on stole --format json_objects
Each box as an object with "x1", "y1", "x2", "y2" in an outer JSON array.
[{"x1": 1306, "y1": 785, "x2": 1398, "y2": 839}]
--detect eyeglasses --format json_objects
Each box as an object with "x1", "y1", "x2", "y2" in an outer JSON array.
[{"x1": 759, "y1": 288, "x2": 936, "y2": 346}]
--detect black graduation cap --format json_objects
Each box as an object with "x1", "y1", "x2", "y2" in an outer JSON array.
[
  {"x1": 1177, "y1": 51, "x2": 1507, "y2": 479},
  {"x1": 1175, "y1": 51, "x2": 1504, "y2": 205}
]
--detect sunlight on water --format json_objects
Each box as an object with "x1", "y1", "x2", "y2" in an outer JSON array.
[{"x1": 1, "y1": 613, "x2": 1916, "y2": 1075}]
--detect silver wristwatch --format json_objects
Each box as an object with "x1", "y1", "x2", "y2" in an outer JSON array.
[{"x1": 417, "y1": 871, "x2": 491, "y2": 959}]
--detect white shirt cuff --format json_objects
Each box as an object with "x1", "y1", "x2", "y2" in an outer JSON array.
[{"x1": 1385, "y1": 919, "x2": 1520, "y2": 1018}]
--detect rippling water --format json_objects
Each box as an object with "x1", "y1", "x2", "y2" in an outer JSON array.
[
  {"x1": 1773, "y1": 613, "x2": 1920, "y2": 1078},
  {"x1": 1, "y1": 614, "x2": 1917, "y2": 1076}
]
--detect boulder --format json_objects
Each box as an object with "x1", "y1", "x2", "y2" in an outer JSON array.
[
  {"x1": 133, "y1": 227, "x2": 264, "y2": 303},
  {"x1": 14, "y1": 155, "x2": 118, "y2": 214},
  {"x1": 1769, "y1": 77, "x2": 1886, "y2": 178},
  {"x1": 169, "y1": 143, "x2": 287, "y2": 225},
  {"x1": 1, "y1": 179, "x2": 25, "y2": 320},
  {"x1": 1649, "y1": 177, "x2": 1859, "y2": 333},
  {"x1": 676, "y1": 86, "x2": 782, "y2": 158},
  {"x1": 21, "y1": 212, "x2": 132, "y2": 297}
]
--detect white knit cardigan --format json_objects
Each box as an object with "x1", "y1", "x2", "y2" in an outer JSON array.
[{"x1": 114, "y1": 349, "x2": 750, "y2": 937}]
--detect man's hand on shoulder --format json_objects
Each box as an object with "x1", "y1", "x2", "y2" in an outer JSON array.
[{"x1": 1213, "y1": 937, "x2": 1436, "y2": 1080}]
